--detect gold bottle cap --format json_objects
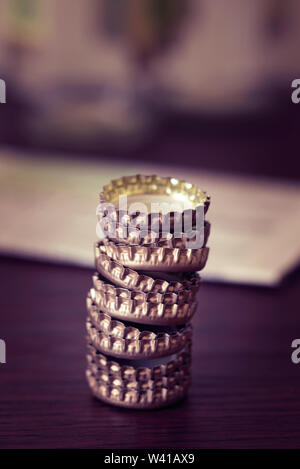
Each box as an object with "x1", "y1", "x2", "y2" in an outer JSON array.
[
  {"x1": 86, "y1": 342, "x2": 191, "y2": 409},
  {"x1": 86, "y1": 308, "x2": 192, "y2": 360},
  {"x1": 100, "y1": 219, "x2": 210, "y2": 249},
  {"x1": 94, "y1": 251, "x2": 201, "y2": 299},
  {"x1": 96, "y1": 240, "x2": 209, "y2": 273},
  {"x1": 99, "y1": 174, "x2": 210, "y2": 232},
  {"x1": 92, "y1": 272, "x2": 196, "y2": 305},
  {"x1": 86, "y1": 368, "x2": 190, "y2": 409},
  {"x1": 86, "y1": 341, "x2": 191, "y2": 380},
  {"x1": 87, "y1": 289, "x2": 197, "y2": 327}
]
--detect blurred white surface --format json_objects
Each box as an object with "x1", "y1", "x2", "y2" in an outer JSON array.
[{"x1": 0, "y1": 148, "x2": 299, "y2": 285}]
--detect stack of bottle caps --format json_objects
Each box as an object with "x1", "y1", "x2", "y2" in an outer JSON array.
[{"x1": 86, "y1": 175, "x2": 210, "y2": 409}]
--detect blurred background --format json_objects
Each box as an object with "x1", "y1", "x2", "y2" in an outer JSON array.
[
  {"x1": 0, "y1": 0, "x2": 299, "y2": 285},
  {"x1": 2, "y1": 2, "x2": 300, "y2": 450}
]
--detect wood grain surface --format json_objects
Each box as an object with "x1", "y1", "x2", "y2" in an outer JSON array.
[{"x1": 0, "y1": 256, "x2": 300, "y2": 449}]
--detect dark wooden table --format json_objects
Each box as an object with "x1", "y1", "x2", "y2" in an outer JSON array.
[{"x1": 0, "y1": 255, "x2": 299, "y2": 449}]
